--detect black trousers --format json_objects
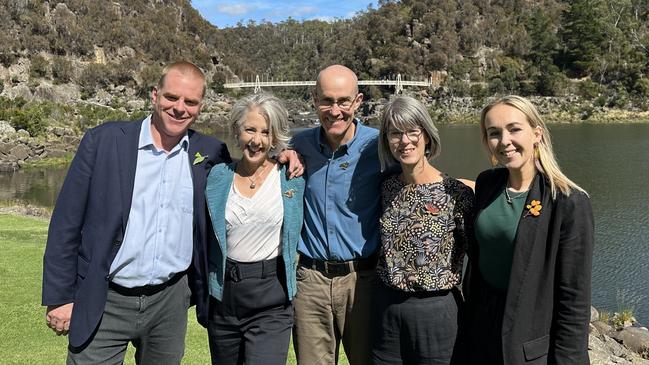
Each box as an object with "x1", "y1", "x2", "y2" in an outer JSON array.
[
  {"x1": 371, "y1": 282, "x2": 462, "y2": 365},
  {"x1": 466, "y1": 280, "x2": 507, "y2": 365},
  {"x1": 207, "y1": 257, "x2": 293, "y2": 365}
]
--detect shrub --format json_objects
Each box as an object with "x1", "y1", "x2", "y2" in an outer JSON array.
[
  {"x1": 52, "y1": 56, "x2": 73, "y2": 84},
  {"x1": 7, "y1": 102, "x2": 52, "y2": 136},
  {"x1": 444, "y1": 78, "x2": 470, "y2": 97},
  {"x1": 30, "y1": 54, "x2": 49, "y2": 78},
  {"x1": 211, "y1": 70, "x2": 228, "y2": 93},
  {"x1": 78, "y1": 63, "x2": 112, "y2": 96},
  {"x1": 535, "y1": 70, "x2": 569, "y2": 96},
  {"x1": 138, "y1": 64, "x2": 163, "y2": 97},
  {"x1": 634, "y1": 78, "x2": 649, "y2": 98},
  {"x1": 577, "y1": 79, "x2": 604, "y2": 99},
  {"x1": 488, "y1": 78, "x2": 506, "y2": 94}
]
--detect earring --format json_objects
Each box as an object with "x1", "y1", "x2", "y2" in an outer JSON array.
[{"x1": 534, "y1": 143, "x2": 540, "y2": 159}]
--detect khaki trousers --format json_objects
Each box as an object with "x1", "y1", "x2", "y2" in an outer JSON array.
[{"x1": 292, "y1": 265, "x2": 377, "y2": 365}]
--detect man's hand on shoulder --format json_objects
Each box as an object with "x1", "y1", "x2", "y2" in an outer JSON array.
[
  {"x1": 46, "y1": 303, "x2": 73, "y2": 336},
  {"x1": 276, "y1": 149, "x2": 305, "y2": 179}
]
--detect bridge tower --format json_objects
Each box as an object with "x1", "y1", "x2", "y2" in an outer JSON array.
[
  {"x1": 395, "y1": 74, "x2": 403, "y2": 94},
  {"x1": 254, "y1": 75, "x2": 261, "y2": 93}
]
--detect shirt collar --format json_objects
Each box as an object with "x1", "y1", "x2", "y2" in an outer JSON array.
[
  {"x1": 316, "y1": 118, "x2": 360, "y2": 155},
  {"x1": 139, "y1": 115, "x2": 189, "y2": 152}
]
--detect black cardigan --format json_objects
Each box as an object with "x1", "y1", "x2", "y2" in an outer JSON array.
[{"x1": 465, "y1": 168, "x2": 594, "y2": 364}]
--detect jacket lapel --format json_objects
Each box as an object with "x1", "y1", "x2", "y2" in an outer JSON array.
[
  {"x1": 205, "y1": 163, "x2": 235, "y2": 259},
  {"x1": 117, "y1": 120, "x2": 142, "y2": 232},
  {"x1": 501, "y1": 172, "x2": 552, "y2": 335}
]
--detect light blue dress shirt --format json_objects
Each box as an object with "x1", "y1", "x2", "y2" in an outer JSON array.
[
  {"x1": 109, "y1": 116, "x2": 193, "y2": 287},
  {"x1": 291, "y1": 120, "x2": 383, "y2": 261}
]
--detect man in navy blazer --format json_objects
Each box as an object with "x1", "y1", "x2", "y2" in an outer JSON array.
[{"x1": 42, "y1": 61, "x2": 231, "y2": 363}]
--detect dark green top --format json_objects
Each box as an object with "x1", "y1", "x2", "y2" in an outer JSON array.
[{"x1": 475, "y1": 187, "x2": 528, "y2": 291}]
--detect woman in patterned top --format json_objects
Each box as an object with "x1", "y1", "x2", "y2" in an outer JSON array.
[{"x1": 371, "y1": 96, "x2": 475, "y2": 365}]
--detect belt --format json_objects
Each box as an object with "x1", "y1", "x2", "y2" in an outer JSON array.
[
  {"x1": 298, "y1": 254, "x2": 377, "y2": 276},
  {"x1": 109, "y1": 271, "x2": 185, "y2": 297},
  {"x1": 225, "y1": 257, "x2": 280, "y2": 282}
]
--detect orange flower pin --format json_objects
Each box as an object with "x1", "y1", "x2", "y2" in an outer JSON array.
[
  {"x1": 423, "y1": 203, "x2": 440, "y2": 215},
  {"x1": 525, "y1": 200, "x2": 542, "y2": 217}
]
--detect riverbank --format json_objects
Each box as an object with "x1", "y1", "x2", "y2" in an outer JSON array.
[
  {"x1": 2, "y1": 207, "x2": 648, "y2": 364},
  {"x1": 2, "y1": 94, "x2": 649, "y2": 171}
]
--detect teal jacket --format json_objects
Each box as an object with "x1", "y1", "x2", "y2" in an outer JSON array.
[{"x1": 205, "y1": 162, "x2": 305, "y2": 301}]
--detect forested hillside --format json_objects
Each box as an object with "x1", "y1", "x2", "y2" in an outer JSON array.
[
  {"x1": 215, "y1": 0, "x2": 649, "y2": 104},
  {"x1": 1, "y1": 0, "x2": 648, "y2": 108}
]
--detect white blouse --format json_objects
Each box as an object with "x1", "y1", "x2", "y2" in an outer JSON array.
[{"x1": 225, "y1": 165, "x2": 284, "y2": 262}]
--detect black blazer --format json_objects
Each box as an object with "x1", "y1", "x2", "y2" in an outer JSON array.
[
  {"x1": 41, "y1": 119, "x2": 231, "y2": 348},
  {"x1": 465, "y1": 168, "x2": 593, "y2": 364}
]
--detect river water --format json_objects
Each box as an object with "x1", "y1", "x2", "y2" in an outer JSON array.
[{"x1": 1, "y1": 123, "x2": 647, "y2": 323}]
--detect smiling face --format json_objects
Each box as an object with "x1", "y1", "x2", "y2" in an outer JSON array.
[
  {"x1": 150, "y1": 68, "x2": 204, "y2": 150},
  {"x1": 483, "y1": 103, "x2": 542, "y2": 176},
  {"x1": 237, "y1": 108, "x2": 272, "y2": 165},
  {"x1": 314, "y1": 65, "x2": 362, "y2": 149},
  {"x1": 387, "y1": 125, "x2": 429, "y2": 168}
]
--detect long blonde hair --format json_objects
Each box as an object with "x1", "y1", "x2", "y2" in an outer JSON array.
[{"x1": 480, "y1": 95, "x2": 587, "y2": 199}]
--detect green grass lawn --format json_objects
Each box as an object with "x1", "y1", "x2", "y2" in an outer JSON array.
[{"x1": 0, "y1": 214, "x2": 349, "y2": 364}]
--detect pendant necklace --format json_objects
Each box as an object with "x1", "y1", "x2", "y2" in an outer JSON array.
[
  {"x1": 243, "y1": 162, "x2": 269, "y2": 189},
  {"x1": 504, "y1": 185, "x2": 528, "y2": 204}
]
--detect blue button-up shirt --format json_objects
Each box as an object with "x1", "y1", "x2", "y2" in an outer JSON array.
[
  {"x1": 109, "y1": 116, "x2": 194, "y2": 287},
  {"x1": 291, "y1": 120, "x2": 383, "y2": 261}
]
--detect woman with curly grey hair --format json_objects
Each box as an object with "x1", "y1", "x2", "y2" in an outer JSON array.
[{"x1": 204, "y1": 93, "x2": 305, "y2": 364}]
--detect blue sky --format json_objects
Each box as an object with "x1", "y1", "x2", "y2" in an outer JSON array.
[{"x1": 192, "y1": 0, "x2": 374, "y2": 28}]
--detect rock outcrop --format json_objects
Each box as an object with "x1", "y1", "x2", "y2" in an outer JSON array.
[{"x1": 589, "y1": 307, "x2": 649, "y2": 364}]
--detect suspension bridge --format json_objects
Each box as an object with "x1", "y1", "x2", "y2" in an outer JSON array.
[{"x1": 223, "y1": 74, "x2": 432, "y2": 94}]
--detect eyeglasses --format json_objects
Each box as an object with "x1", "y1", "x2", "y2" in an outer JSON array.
[
  {"x1": 387, "y1": 128, "x2": 423, "y2": 143},
  {"x1": 315, "y1": 95, "x2": 358, "y2": 111}
]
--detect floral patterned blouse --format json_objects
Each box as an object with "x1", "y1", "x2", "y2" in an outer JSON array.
[{"x1": 378, "y1": 174, "x2": 475, "y2": 292}]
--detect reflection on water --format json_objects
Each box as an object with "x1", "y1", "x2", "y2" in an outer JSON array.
[
  {"x1": 1, "y1": 123, "x2": 648, "y2": 323},
  {"x1": 0, "y1": 166, "x2": 68, "y2": 207}
]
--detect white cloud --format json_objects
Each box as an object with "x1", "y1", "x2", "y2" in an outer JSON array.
[
  {"x1": 294, "y1": 6, "x2": 317, "y2": 16},
  {"x1": 217, "y1": 3, "x2": 257, "y2": 16}
]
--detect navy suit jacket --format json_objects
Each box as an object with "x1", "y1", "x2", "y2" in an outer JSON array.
[{"x1": 42, "y1": 119, "x2": 231, "y2": 348}]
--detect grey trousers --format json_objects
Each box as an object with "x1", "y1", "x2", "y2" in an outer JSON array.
[{"x1": 67, "y1": 275, "x2": 191, "y2": 365}]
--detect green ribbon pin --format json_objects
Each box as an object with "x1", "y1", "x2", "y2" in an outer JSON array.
[{"x1": 193, "y1": 152, "x2": 208, "y2": 165}]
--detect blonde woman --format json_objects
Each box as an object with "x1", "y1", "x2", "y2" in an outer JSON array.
[{"x1": 464, "y1": 95, "x2": 594, "y2": 364}]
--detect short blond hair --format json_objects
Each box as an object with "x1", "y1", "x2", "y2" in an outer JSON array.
[{"x1": 157, "y1": 61, "x2": 207, "y2": 98}]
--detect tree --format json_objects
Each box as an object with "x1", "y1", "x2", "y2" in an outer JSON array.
[{"x1": 559, "y1": 0, "x2": 608, "y2": 78}]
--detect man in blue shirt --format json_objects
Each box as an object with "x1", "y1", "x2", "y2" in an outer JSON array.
[
  {"x1": 42, "y1": 61, "x2": 232, "y2": 364},
  {"x1": 291, "y1": 65, "x2": 383, "y2": 365}
]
